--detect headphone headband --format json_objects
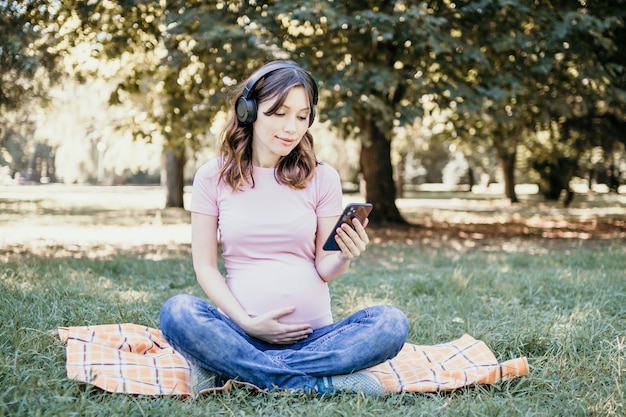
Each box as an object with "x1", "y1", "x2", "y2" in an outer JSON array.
[{"x1": 236, "y1": 61, "x2": 318, "y2": 125}]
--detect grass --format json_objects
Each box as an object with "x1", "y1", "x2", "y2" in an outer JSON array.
[{"x1": 0, "y1": 185, "x2": 624, "y2": 416}]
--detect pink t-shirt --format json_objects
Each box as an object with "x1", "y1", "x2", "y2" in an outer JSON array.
[{"x1": 190, "y1": 158, "x2": 343, "y2": 329}]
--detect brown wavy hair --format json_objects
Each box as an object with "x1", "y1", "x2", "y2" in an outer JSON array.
[{"x1": 217, "y1": 61, "x2": 319, "y2": 190}]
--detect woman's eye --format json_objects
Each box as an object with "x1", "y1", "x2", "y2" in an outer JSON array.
[{"x1": 298, "y1": 115, "x2": 308, "y2": 121}]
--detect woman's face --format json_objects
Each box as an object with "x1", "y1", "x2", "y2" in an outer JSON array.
[{"x1": 251, "y1": 86, "x2": 311, "y2": 167}]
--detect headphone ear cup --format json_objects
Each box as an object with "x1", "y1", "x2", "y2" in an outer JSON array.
[{"x1": 236, "y1": 96, "x2": 257, "y2": 124}]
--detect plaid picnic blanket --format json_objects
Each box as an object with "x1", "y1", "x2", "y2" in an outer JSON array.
[{"x1": 55, "y1": 323, "x2": 528, "y2": 396}]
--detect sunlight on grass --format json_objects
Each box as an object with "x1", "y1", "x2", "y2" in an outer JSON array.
[
  {"x1": 2, "y1": 242, "x2": 624, "y2": 416},
  {"x1": 333, "y1": 288, "x2": 396, "y2": 318},
  {"x1": 1, "y1": 186, "x2": 625, "y2": 416}
]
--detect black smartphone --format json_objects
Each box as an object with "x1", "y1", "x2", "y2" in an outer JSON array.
[{"x1": 322, "y1": 203, "x2": 373, "y2": 251}]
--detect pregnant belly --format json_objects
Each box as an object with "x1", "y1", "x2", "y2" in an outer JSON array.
[{"x1": 227, "y1": 263, "x2": 333, "y2": 329}]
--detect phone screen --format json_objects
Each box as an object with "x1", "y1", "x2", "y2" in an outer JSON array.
[{"x1": 322, "y1": 203, "x2": 373, "y2": 251}]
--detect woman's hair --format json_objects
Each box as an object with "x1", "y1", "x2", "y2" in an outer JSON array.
[{"x1": 217, "y1": 61, "x2": 319, "y2": 190}]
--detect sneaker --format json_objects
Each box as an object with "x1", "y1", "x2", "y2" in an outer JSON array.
[
  {"x1": 190, "y1": 365, "x2": 221, "y2": 397},
  {"x1": 315, "y1": 371, "x2": 383, "y2": 395}
]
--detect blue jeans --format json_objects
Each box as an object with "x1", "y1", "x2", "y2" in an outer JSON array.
[{"x1": 159, "y1": 294, "x2": 408, "y2": 391}]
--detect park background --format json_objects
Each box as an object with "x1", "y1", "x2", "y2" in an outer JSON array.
[
  {"x1": 1, "y1": 1, "x2": 625, "y2": 416},
  {"x1": 2, "y1": 0, "x2": 625, "y2": 222}
]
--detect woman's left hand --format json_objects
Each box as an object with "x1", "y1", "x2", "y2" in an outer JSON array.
[{"x1": 334, "y1": 217, "x2": 370, "y2": 260}]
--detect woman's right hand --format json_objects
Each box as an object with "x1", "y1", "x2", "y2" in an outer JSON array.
[{"x1": 241, "y1": 307, "x2": 313, "y2": 345}]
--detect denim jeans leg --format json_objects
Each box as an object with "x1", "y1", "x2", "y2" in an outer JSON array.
[
  {"x1": 269, "y1": 305, "x2": 409, "y2": 377},
  {"x1": 160, "y1": 294, "x2": 408, "y2": 391},
  {"x1": 159, "y1": 294, "x2": 318, "y2": 390}
]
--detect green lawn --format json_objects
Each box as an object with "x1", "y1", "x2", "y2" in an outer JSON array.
[{"x1": 0, "y1": 186, "x2": 624, "y2": 416}]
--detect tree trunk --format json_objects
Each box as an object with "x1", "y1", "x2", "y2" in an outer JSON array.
[
  {"x1": 395, "y1": 152, "x2": 406, "y2": 198},
  {"x1": 493, "y1": 127, "x2": 520, "y2": 204},
  {"x1": 499, "y1": 148, "x2": 518, "y2": 203},
  {"x1": 359, "y1": 116, "x2": 406, "y2": 225},
  {"x1": 533, "y1": 157, "x2": 577, "y2": 206},
  {"x1": 161, "y1": 147, "x2": 186, "y2": 208}
]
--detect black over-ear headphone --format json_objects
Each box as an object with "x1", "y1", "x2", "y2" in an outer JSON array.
[{"x1": 235, "y1": 61, "x2": 319, "y2": 126}]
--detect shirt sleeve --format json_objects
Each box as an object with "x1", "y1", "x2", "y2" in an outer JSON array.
[
  {"x1": 189, "y1": 158, "x2": 221, "y2": 216},
  {"x1": 315, "y1": 162, "x2": 344, "y2": 218}
]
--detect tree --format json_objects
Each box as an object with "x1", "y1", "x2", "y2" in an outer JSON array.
[
  {"x1": 550, "y1": 0, "x2": 626, "y2": 195},
  {"x1": 533, "y1": 0, "x2": 626, "y2": 201},
  {"x1": 50, "y1": 0, "x2": 625, "y2": 217},
  {"x1": 0, "y1": 1, "x2": 59, "y2": 110},
  {"x1": 433, "y1": 0, "x2": 626, "y2": 203},
  {"x1": 267, "y1": 0, "x2": 623, "y2": 210},
  {"x1": 0, "y1": 0, "x2": 61, "y2": 174}
]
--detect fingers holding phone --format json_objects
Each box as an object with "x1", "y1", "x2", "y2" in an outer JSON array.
[
  {"x1": 323, "y1": 203, "x2": 372, "y2": 252},
  {"x1": 323, "y1": 203, "x2": 371, "y2": 260},
  {"x1": 335, "y1": 216, "x2": 370, "y2": 259}
]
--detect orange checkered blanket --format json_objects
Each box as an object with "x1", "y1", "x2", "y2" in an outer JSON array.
[{"x1": 55, "y1": 323, "x2": 528, "y2": 396}]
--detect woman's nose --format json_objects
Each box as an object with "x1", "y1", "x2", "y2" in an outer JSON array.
[{"x1": 283, "y1": 115, "x2": 297, "y2": 132}]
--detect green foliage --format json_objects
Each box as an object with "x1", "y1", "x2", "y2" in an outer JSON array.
[
  {"x1": 260, "y1": 0, "x2": 454, "y2": 135},
  {"x1": 423, "y1": 0, "x2": 626, "y2": 201},
  {"x1": 0, "y1": 0, "x2": 60, "y2": 112},
  {"x1": 5, "y1": 0, "x2": 626, "y2": 213}
]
